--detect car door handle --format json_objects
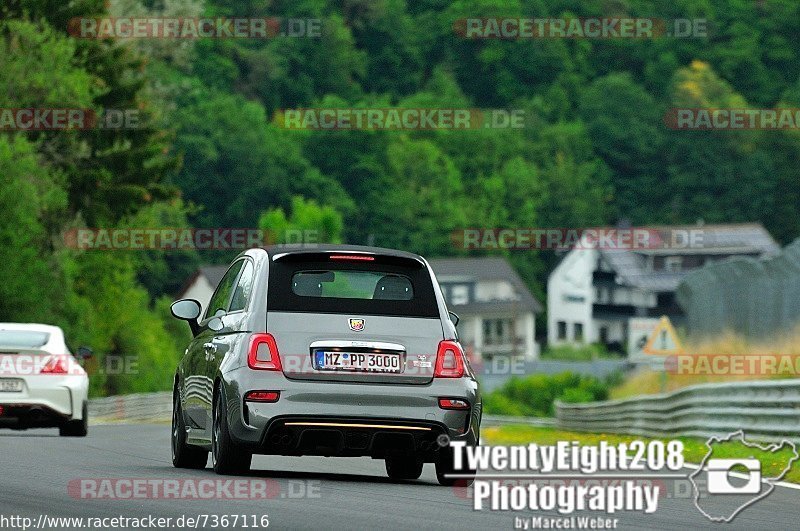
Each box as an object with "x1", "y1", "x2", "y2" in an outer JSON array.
[{"x1": 203, "y1": 343, "x2": 217, "y2": 360}]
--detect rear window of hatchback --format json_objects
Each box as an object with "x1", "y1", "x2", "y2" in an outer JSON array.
[{"x1": 267, "y1": 253, "x2": 439, "y2": 318}]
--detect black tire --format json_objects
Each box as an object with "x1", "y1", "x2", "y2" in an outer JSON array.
[
  {"x1": 211, "y1": 387, "x2": 252, "y2": 475},
  {"x1": 435, "y1": 444, "x2": 476, "y2": 487},
  {"x1": 172, "y1": 392, "x2": 208, "y2": 469},
  {"x1": 385, "y1": 455, "x2": 424, "y2": 481},
  {"x1": 60, "y1": 402, "x2": 88, "y2": 437}
]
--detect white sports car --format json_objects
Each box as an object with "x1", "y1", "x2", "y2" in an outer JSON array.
[{"x1": 0, "y1": 323, "x2": 90, "y2": 436}]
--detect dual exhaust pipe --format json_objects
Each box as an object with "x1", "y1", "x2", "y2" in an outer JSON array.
[
  {"x1": 26, "y1": 407, "x2": 45, "y2": 421},
  {"x1": 267, "y1": 424, "x2": 441, "y2": 452},
  {"x1": 418, "y1": 440, "x2": 440, "y2": 452},
  {"x1": 270, "y1": 433, "x2": 293, "y2": 446}
]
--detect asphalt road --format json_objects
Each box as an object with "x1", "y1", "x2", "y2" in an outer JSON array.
[{"x1": 0, "y1": 424, "x2": 797, "y2": 530}]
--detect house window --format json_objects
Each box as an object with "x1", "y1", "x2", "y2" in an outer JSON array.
[
  {"x1": 451, "y1": 284, "x2": 469, "y2": 305},
  {"x1": 664, "y1": 256, "x2": 683, "y2": 272},
  {"x1": 595, "y1": 287, "x2": 609, "y2": 303},
  {"x1": 483, "y1": 318, "x2": 513, "y2": 345},
  {"x1": 615, "y1": 289, "x2": 631, "y2": 304},
  {"x1": 557, "y1": 321, "x2": 567, "y2": 340},
  {"x1": 574, "y1": 322, "x2": 584, "y2": 342}
]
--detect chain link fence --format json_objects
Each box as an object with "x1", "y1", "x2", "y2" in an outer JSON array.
[{"x1": 677, "y1": 238, "x2": 800, "y2": 339}]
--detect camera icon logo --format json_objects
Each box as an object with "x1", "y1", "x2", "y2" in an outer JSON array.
[
  {"x1": 706, "y1": 458, "x2": 761, "y2": 494},
  {"x1": 690, "y1": 430, "x2": 799, "y2": 523}
]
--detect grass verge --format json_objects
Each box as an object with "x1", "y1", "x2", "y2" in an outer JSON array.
[{"x1": 482, "y1": 425, "x2": 800, "y2": 484}]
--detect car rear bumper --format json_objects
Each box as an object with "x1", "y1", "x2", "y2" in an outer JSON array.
[
  {"x1": 259, "y1": 416, "x2": 453, "y2": 459},
  {"x1": 221, "y1": 366, "x2": 480, "y2": 457},
  {"x1": 0, "y1": 375, "x2": 88, "y2": 425},
  {"x1": 0, "y1": 404, "x2": 72, "y2": 428}
]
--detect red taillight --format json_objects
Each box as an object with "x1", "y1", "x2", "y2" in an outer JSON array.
[
  {"x1": 0, "y1": 405, "x2": 4, "y2": 416},
  {"x1": 439, "y1": 398, "x2": 470, "y2": 410},
  {"x1": 244, "y1": 391, "x2": 280, "y2": 403},
  {"x1": 329, "y1": 254, "x2": 375, "y2": 261},
  {"x1": 247, "y1": 333, "x2": 282, "y2": 371},
  {"x1": 41, "y1": 356, "x2": 68, "y2": 374},
  {"x1": 434, "y1": 340, "x2": 465, "y2": 378}
]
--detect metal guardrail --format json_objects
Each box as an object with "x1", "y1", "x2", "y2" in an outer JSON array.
[
  {"x1": 92, "y1": 379, "x2": 800, "y2": 443},
  {"x1": 556, "y1": 379, "x2": 800, "y2": 442},
  {"x1": 89, "y1": 392, "x2": 171, "y2": 422},
  {"x1": 482, "y1": 415, "x2": 556, "y2": 427},
  {"x1": 89, "y1": 376, "x2": 212, "y2": 422},
  {"x1": 87, "y1": 393, "x2": 559, "y2": 428}
]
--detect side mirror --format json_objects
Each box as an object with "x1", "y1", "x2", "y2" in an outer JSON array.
[
  {"x1": 171, "y1": 299, "x2": 202, "y2": 335},
  {"x1": 76, "y1": 346, "x2": 93, "y2": 360},
  {"x1": 448, "y1": 311, "x2": 460, "y2": 327},
  {"x1": 207, "y1": 317, "x2": 224, "y2": 332}
]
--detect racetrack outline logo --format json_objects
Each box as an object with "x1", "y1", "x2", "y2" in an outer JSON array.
[{"x1": 689, "y1": 430, "x2": 799, "y2": 522}]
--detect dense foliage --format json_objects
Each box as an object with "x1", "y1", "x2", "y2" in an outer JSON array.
[
  {"x1": 483, "y1": 372, "x2": 615, "y2": 417},
  {"x1": 2, "y1": 0, "x2": 799, "y2": 394}
]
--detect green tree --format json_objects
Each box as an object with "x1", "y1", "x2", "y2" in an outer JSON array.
[
  {"x1": 259, "y1": 196, "x2": 344, "y2": 244},
  {"x1": 367, "y1": 136, "x2": 467, "y2": 254},
  {"x1": 0, "y1": 135, "x2": 66, "y2": 322},
  {"x1": 579, "y1": 73, "x2": 666, "y2": 223},
  {"x1": 663, "y1": 61, "x2": 775, "y2": 224}
]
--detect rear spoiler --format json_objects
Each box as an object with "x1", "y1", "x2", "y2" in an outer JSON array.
[
  {"x1": 0, "y1": 348, "x2": 59, "y2": 356},
  {"x1": 270, "y1": 250, "x2": 425, "y2": 268}
]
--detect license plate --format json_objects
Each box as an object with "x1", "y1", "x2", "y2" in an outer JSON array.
[
  {"x1": 0, "y1": 379, "x2": 22, "y2": 392},
  {"x1": 315, "y1": 351, "x2": 402, "y2": 373}
]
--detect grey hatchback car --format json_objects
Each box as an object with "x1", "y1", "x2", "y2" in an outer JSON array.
[{"x1": 170, "y1": 245, "x2": 480, "y2": 485}]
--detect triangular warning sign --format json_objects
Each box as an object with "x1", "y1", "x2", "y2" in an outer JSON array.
[{"x1": 643, "y1": 316, "x2": 684, "y2": 355}]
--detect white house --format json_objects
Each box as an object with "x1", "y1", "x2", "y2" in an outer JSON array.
[
  {"x1": 428, "y1": 257, "x2": 542, "y2": 361},
  {"x1": 178, "y1": 265, "x2": 228, "y2": 314},
  {"x1": 546, "y1": 223, "x2": 779, "y2": 353}
]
